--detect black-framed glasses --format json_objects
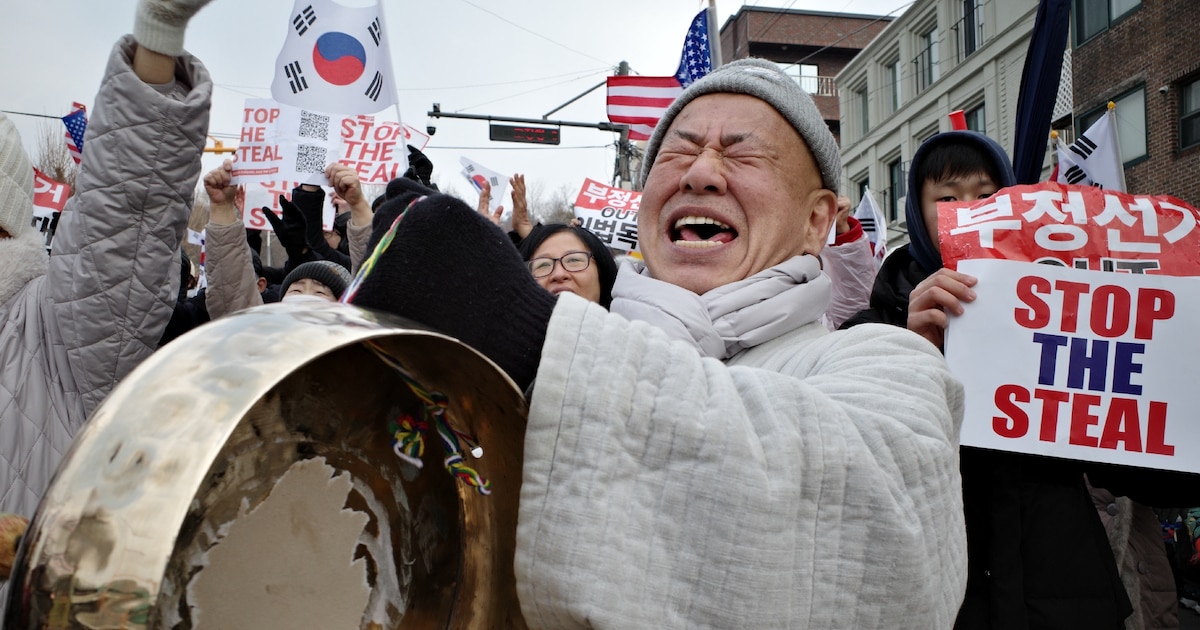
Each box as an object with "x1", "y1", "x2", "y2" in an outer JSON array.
[{"x1": 527, "y1": 251, "x2": 593, "y2": 278}]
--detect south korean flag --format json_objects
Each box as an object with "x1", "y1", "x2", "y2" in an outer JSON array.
[{"x1": 271, "y1": 0, "x2": 398, "y2": 115}]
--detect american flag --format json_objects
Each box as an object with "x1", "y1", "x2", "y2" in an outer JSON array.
[
  {"x1": 606, "y1": 9, "x2": 713, "y2": 141},
  {"x1": 674, "y1": 9, "x2": 712, "y2": 88},
  {"x1": 62, "y1": 102, "x2": 87, "y2": 165}
]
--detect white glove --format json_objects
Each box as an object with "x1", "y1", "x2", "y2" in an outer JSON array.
[{"x1": 133, "y1": 0, "x2": 216, "y2": 57}]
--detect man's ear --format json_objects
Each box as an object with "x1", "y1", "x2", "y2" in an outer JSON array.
[
  {"x1": 257, "y1": 277, "x2": 268, "y2": 293},
  {"x1": 801, "y1": 188, "x2": 838, "y2": 255}
]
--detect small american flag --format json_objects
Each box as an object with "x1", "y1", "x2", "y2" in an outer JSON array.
[
  {"x1": 674, "y1": 9, "x2": 713, "y2": 88},
  {"x1": 606, "y1": 9, "x2": 713, "y2": 141},
  {"x1": 62, "y1": 102, "x2": 87, "y2": 165}
]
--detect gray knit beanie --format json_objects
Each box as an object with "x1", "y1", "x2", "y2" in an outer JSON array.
[
  {"x1": 281, "y1": 260, "x2": 353, "y2": 300},
  {"x1": 0, "y1": 113, "x2": 35, "y2": 238},
  {"x1": 640, "y1": 58, "x2": 841, "y2": 193}
]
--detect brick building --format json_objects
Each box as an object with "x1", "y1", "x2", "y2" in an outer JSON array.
[
  {"x1": 1070, "y1": 0, "x2": 1200, "y2": 204},
  {"x1": 718, "y1": 7, "x2": 893, "y2": 142}
]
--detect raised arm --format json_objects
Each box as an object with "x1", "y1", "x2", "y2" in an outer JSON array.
[
  {"x1": 47, "y1": 0, "x2": 215, "y2": 417},
  {"x1": 203, "y1": 160, "x2": 264, "y2": 319}
]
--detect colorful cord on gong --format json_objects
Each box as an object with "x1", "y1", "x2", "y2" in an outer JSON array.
[{"x1": 366, "y1": 340, "x2": 491, "y2": 495}]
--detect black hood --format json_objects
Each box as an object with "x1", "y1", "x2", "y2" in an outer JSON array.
[{"x1": 905, "y1": 131, "x2": 1016, "y2": 274}]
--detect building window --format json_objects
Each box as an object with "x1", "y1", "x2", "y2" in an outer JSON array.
[
  {"x1": 1181, "y1": 78, "x2": 1200, "y2": 149},
  {"x1": 798, "y1": 64, "x2": 820, "y2": 94},
  {"x1": 887, "y1": 158, "x2": 905, "y2": 223},
  {"x1": 884, "y1": 59, "x2": 901, "y2": 116},
  {"x1": 856, "y1": 86, "x2": 869, "y2": 137},
  {"x1": 857, "y1": 178, "x2": 870, "y2": 203},
  {"x1": 958, "y1": 0, "x2": 982, "y2": 58},
  {"x1": 1075, "y1": 0, "x2": 1141, "y2": 44},
  {"x1": 914, "y1": 25, "x2": 939, "y2": 93},
  {"x1": 965, "y1": 103, "x2": 986, "y2": 132},
  {"x1": 1078, "y1": 85, "x2": 1147, "y2": 165}
]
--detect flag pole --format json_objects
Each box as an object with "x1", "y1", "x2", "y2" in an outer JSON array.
[
  {"x1": 374, "y1": 0, "x2": 405, "y2": 133},
  {"x1": 707, "y1": 0, "x2": 723, "y2": 67}
]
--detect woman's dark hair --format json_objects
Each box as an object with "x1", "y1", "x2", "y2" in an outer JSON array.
[{"x1": 518, "y1": 224, "x2": 619, "y2": 309}]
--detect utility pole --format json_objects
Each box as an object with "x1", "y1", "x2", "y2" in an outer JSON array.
[{"x1": 613, "y1": 61, "x2": 636, "y2": 189}]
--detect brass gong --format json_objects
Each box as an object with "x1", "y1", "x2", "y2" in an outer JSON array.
[{"x1": 4, "y1": 302, "x2": 529, "y2": 629}]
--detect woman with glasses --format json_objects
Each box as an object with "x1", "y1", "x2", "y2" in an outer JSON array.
[{"x1": 518, "y1": 224, "x2": 618, "y2": 308}]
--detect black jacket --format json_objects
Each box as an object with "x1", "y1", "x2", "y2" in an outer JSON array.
[{"x1": 844, "y1": 245, "x2": 1134, "y2": 629}]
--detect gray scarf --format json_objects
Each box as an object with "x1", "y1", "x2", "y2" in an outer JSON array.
[{"x1": 610, "y1": 255, "x2": 831, "y2": 360}]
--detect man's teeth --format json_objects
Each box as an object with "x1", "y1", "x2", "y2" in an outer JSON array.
[
  {"x1": 673, "y1": 216, "x2": 731, "y2": 230},
  {"x1": 676, "y1": 240, "x2": 722, "y2": 248}
]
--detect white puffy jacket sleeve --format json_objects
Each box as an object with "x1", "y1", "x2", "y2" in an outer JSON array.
[{"x1": 47, "y1": 35, "x2": 212, "y2": 417}]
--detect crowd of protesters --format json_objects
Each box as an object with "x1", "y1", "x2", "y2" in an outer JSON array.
[{"x1": 0, "y1": 1, "x2": 1197, "y2": 627}]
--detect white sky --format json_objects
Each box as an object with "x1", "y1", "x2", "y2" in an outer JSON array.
[{"x1": 1, "y1": 0, "x2": 910, "y2": 201}]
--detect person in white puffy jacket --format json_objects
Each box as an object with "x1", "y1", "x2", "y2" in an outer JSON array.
[
  {"x1": 349, "y1": 58, "x2": 967, "y2": 629},
  {"x1": 0, "y1": 0, "x2": 215, "y2": 527}
]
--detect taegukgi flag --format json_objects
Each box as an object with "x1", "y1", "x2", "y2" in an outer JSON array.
[
  {"x1": 271, "y1": 0, "x2": 398, "y2": 115},
  {"x1": 852, "y1": 187, "x2": 888, "y2": 266},
  {"x1": 460, "y1": 156, "x2": 509, "y2": 215},
  {"x1": 1055, "y1": 106, "x2": 1126, "y2": 192}
]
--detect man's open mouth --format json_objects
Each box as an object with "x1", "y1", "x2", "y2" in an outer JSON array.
[{"x1": 672, "y1": 216, "x2": 737, "y2": 248}]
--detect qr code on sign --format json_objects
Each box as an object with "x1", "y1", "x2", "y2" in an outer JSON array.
[
  {"x1": 295, "y1": 144, "x2": 327, "y2": 174},
  {"x1": 299, "y1": 110, "x2": 330, "y2": 140}
]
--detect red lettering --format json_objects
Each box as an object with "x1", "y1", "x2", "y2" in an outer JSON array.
[
  {"x1": 1068, "y1": 393, "x2": 1102, "y2": 447},
  {"x1": 1134, "y1": 288, "x2": 1174, "y2": 340},
  {"x1": 367, "y1": 161, "x2": 402, "y2": 184},
  {"x1": 993, "y1": 384, "x2": 1030, "y2": 438},
  {"x1": 1054, "y1": 280, "x2": 1091, "y2": 334},
  {"x1": 1145, "y1": 401, "x2": 1175, "y2": 456},
  {"x1": 1098, "y1": 397, "x2": 1142, "y2": 451},
  {"x1": 1034, "y1": 388, "x2": 1071, "y2": 442},
  {"x1": 244, "y1": 107, "x2": 279, "y2": 124},
  {"x1": 1015, "y1": 276, "x2": 1052, "y2": 329},
  {"x1": 373, "y1": 123, "x2": 402, "y2": 142},
  {"x1": 1090, "y1": 284, "x2": 1131, "y2": 338}
]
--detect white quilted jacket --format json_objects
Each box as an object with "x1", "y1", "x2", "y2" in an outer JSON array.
[
  {"x1": 0, "y1": 35, "x2": 211, "y2": 519},
  {"x1": 516, "y1": 294, "x2": 968, "y2": 629}
]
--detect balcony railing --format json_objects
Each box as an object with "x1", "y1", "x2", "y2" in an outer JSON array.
[{"x1": 788, "y1": 74, "x2": 838, "y2": 97}]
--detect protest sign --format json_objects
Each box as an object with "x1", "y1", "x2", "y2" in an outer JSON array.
[
  {"x1": 242, "y1": 180, "x2": 335, "y2": 233},
  {"x1": 232, "y1": 99, "x2": 428, "y2": 188},
  {"x1": 946, "y1": 259, "x2": 1198, "y2": 473},
  {"x1": 32, "y1": 168, "x2": 69, "y2": 219},
  {"x1": 32, "y1": 168, "x2": 70, "y2": 250},
  {"x1": 573, "y1": 178, "x2": 641, "y2": 253},
  {"x1": 941, "y1": 182, "x2": 1200, "y2": 472}
]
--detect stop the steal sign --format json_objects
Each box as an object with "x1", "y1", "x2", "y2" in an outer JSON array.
[{"x1": 946, "y1": 258, "x2": 1199, "y2": 473}]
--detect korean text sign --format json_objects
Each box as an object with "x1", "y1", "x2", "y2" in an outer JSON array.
[
  {"x1": 941, "y1": 182, "x2": 1200, "y2": 472},
  {"x1": 939, "y1": 182, "x2": 1200, "y2": 275},
  {"x1": 573, "y1": 178, "x2": 641, "y2": 253}
]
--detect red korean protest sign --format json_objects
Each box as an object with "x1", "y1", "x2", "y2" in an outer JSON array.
[
  {"x1": 573, "y1": 178, "x2": 641, "y2": 253},
  {"x1": 241, "y1": 180, "x2": 335, "y2": 233},
  {"x1": 939, "y1": 182, "x2": 1200, "y2": 275},
  {"x1": 231, "y1": 98, "x2": 429, "y2": 188},
  {"x1": 941, "y1": 182, "x2": 1200, "y2": 472},
  {"x1": 32, "y1": 168, "x2": 69, "y2": 219}
]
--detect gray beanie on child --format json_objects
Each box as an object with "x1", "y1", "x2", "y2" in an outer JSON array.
[
  {"x1": 640, "y1": 58, "x2": 841, "y2": 193},
  {"x1": 0, "y1": 113, "x2": 35, "y2": 238}
]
